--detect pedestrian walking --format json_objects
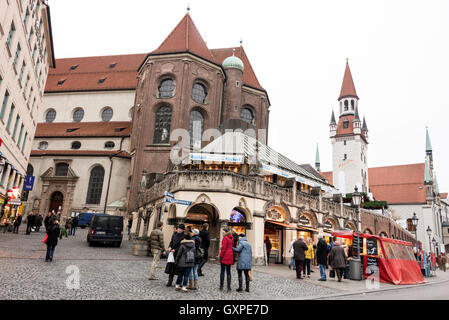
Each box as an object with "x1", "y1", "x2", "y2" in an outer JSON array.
[
  {"x1": 165, "y1": 224, "x2": 186, "y2": 287},
  {"x1": 35, "y1": 214, "x2": 43, "y2": 232},
  {"x1": 288, "y1": 237, "x2": 296, "y2": 270},
  {"x1": 264, "y1": 236, "x2": 272, "y2": 264},
  {"x1": 65, "y1": 218, "x2": 72, "y2": 236},
  {"x1": 303, "y1": 238, "x2": 315, "y2": 278},
  {"x1": 45, "y1": 220, "x2": 61, "y2": 262},
  {"x1": 44, "y1": 212, "x2": 56, "y2": 231},
  {"x1": 71, "y1": 216, "x2": 78, "y2": 236},
  {"x1": 148, "y1": 222, "x2": 166, "y2": 280},
  {"x1": 198, "y1": 223, "x2": 210, "y2": 277},
  {"x1": 174, "y1": 233, "x2": 196, "y2": 293},
  {"x1": 219, "y1": 227, "x2": 234, "y2": 291},
  {"x1": 188, "y1": 228, "x2": 202, "y2": 290},
  {"x1": 127, "y1": 217, "x2": 133, "y2": 235},
  {"x1": 233, "y1": 234, "x2": 252, "y2": 293},
  {"x1": 293, "y1": 236, "x2": 308, "y2": 279},
  {"x1": 441, "y1": 253, "x2": 447, "y2": 272},
  {"x1": 13, "y1": 214, "x2": 22, "y2": 233},
  {"x1": 316, "y1": 235, "x2": 329, "y2": 281},
  {"x1": 329, "y1": 240, "x2": 347, "y2": 282},
  {"x1": 26, "y1": 213, "x2": 36, "y2": 235}
]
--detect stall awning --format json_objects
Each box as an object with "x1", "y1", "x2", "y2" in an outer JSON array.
[{"x1": 266, "y1": 220, "x2": 299, "y2": 230}]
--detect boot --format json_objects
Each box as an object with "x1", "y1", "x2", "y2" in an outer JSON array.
[
  {"x1": 220, "y1": 274, "x2": 224, "y2": 290},
  {"x1": 193, "y1": 279, "x2": 198, "y2": 290},
  {"x1": 227, "y1": 277, "x2": 232, "y2": 292},
  {"x1": 187, "y1": 279, "x2": 194, "y2": 290},
  {"x1": 236, "y1": 275, "x2": 243, "y2": 292},
  {"x1": 166, "y1": 275, "x2": 174, "y2": 287},
  {"x1": 245, "y1": 278, "x2": 250, "y2": 292}
]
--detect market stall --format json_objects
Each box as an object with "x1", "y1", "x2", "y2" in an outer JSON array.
[{"x1": 332, "y1": 230, "x2": 426, "y2": 285}]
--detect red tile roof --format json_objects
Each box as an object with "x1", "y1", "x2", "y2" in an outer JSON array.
[
  {"x1": 34, "y1": 122, "x2": 131, "y2": 138},
  {"x1": 45, "y1": 53, "x2": 146, "y2": 92},
  {"x1": 151, "y1": 13, "x2": 215, "y2": 61},
  {"x1": 31, "y1": 150, "x2": 131, "y2": 159},
  {"x1": 440, "y1": 192, "x2": 448, "y2": 199},
  {"x1": 338, "y1": 62, "x2": 358, "y2": 100},
  {"x1": 320, "y1": 171, "x2": 333, "y2": 185}
]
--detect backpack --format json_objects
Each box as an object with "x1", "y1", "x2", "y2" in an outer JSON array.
[
  {"x1": 186, "y1": 246, "x2": 195, "y2": 264},
  {"x1": 196, "y1": 246, "x2": 205, "y2": 260}
]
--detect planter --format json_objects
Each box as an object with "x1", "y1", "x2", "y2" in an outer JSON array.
[{"x1": 132, "y1": 239, "x2": 149, "y2": 256}]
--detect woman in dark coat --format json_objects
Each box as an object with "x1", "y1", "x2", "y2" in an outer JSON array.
[
  {"x1": 165, "y1": 224, "x2": 186, "y2": 287},
  {"x1": 233, "y1": 234, "x2": 252, "y2": 292},
  {"x1": 329, "y1": 240, "x2": 347, "y2": 282},
  {"x1": 316, "y1": 237, "x2": 329, "y2": 281},
  {"x1": 174, "y1": 234, "x2": 196, "y2": 293},
  {"x1": 45, "y1": 221, "x2": 61, "y2": 262},
  {"x1": 13, "y1": 214, "x2": 22, "y2": 233},
  {"x1": 219, "y1": 227, "x2": 234, "y2": 291}
]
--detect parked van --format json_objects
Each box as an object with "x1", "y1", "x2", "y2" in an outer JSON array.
[
  {"x1": 78, "y1": 212, "x2": 107, "y2": 228},
  {"x1": 87, "y1": 215, "x2": 123, "y2": 247}
]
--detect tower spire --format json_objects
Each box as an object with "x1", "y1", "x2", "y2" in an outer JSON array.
[
  {"x1": 315, "y1": 143, "x2": 321, "y2": 172},
  {"x1": 330, "y1": 109, "x2": 337, "y2": 125},
  {"x1": 338, "y1": 60, "x2": 358, "y2": 100}
]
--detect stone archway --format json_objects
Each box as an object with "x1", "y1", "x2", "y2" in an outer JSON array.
[
  {"x1": 297, "y1": 209, "x2": 318, "y2": 228},
  {"x1": 322, "y1": 215, "x2": 341, "y2": 230},
  {"x1": 49, "y1": 191, "x2": 63, "y2": 214},
  {"x1": 345, "y1": 221, "x2": 357, "y2": 231},
  {"x1": 263, "y1": 200, "x2": 292, "y2": 223}
]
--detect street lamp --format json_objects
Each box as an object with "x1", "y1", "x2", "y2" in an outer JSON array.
[
  {"x1": 432, "y1": 237, "x2": 437, "y2": 254},
  {"x1": 350, "y1": 186, "x2": 363, "y2": 280},
  {"x1": 426, "y1": 226, "x2": 432, "y2": 253},
  {"x1": 411, "y1": 212, "x2": 419, "y2": 257}
]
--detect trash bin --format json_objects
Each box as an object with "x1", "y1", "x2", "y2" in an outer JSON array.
[{"x1": 350, "y1": 257, "x2": 362, "y2": 280}]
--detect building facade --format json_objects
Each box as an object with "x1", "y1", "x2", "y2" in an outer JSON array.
[
  {"x1": 25, "y1": 54, "x2": 144, "y2": 219},
  {"x1": 0, "y1": 0, "x2": 54, "y2": 223}
]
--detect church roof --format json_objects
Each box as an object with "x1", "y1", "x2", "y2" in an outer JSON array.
[
  {"x1": 151, "y1": 13, "x2": 215, "y2": 62},
  {"x1": 34, "y1": 121, "x2": 131, "y2": 138},
  {"x1": 338, "y1": 61, "x2": 358, "y2": 100}
]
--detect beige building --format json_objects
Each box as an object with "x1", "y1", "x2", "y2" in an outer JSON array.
[
  {"x1": 0, "y1": 0, "x2": 54, "y2": 223},
  {"x1": 24, "y1": 54, "x2": 145, "y2": 219}
]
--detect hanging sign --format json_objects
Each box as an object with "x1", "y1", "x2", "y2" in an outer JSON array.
[
  {"x1": 24, "y1": 176, "x2": 35, "y2": 191},
  {"x1": 189, "y1": 153, "x2": 244, "y2": 163},
  {"x1": 323, "y1": 221, "x2": 333, "y2": 229},
  {"x1": 298, "y1": 215, "x2": 310, "y2": 225},
  {"x1": 8, "y1": 199, "x2": 22, "y2": 206},
  {"x1": 164, "y1": 197, "x2": 192, "y2": 206},
  {"x1": 164, "y1": 191, "x2": 174, "y2": 199},
  {"x1": 266, "y1": 208, "x2": 285, "y2": 222}
]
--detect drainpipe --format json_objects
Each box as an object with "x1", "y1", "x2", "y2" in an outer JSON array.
[{"x1": 103, "y1": 137, "x2": 125, "y2": 214}]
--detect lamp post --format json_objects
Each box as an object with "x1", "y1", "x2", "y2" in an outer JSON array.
[
  {"x1": 426, "y1": 226, "x2": 432, "y2": 253},
  {"x1": 411, "y1": 212, "x2": 419, "y2": 258},
  {"x1": 350, "y1": 186, "x2": 363, "y2": 280},
  {"x1": 432, "y1": 237, "x2": 437, "y2": 254}
]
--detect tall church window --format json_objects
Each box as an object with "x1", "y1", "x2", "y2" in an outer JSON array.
[
  {"x1": 189, "y1": 110, "x2": 204, "y2": 150},
  {"x1": 241, "y1": 107, "x2": 254, "y2": 124},
  {"x1": 153, "y1": 105, "x2": 172, "y2": 144},
  {"x1": 158, "y1": 78, "x2": 175, "y2": 98},
  {"x1": 351, "y1": 100, "x2": 355, "y2": 110},
  {"x1": 192, "y1": 82, "x2": 207, "y2": 104},
  {"x1": 86, "y1": 166, "x2": 105, "y2": 204}
]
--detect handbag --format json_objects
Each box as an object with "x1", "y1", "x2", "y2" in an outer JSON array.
[
  {"x1": 329, "y1": 269, "x2": 335, "y2": 278},
  {"x1": 42, "y1": 234, "x2": 48, "y2": 244},
  {"x1": 167, "y1": 251, "x2": 175, "y2": 263},
  {"x1": 248, "y1": 269, "x2": 253, "y2": 281}
]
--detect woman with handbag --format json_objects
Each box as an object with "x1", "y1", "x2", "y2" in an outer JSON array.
[
  {"x1": 45, "y1": 220, "x2": 61, "y2": 262},
  {"x1": 165, "y1": 224, "x2": 186, "y2": 287},
  {"x1": 232, "y1": 234, "x2": 252, "y2": 293}
]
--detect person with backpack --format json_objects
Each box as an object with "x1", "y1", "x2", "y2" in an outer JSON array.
[
  {"x1": 188, "y1": 228, "x2": 202, "y2": 290},
  {"x1": 174, "y1": 233, "x2": 196, "y2": 293},
  {"x1": 233, "y1": 234, "x2": 252, "y2": 293},
  {"x1": 219, "y1": 227, "x2": 234, "y2": 291}
]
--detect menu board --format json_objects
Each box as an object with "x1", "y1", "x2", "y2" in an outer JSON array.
[
  {"x1": 367, "y1": 256, "x2": 378, "y2": 266},
  {"x1": 352, "y1": 235, "x2": 364, "y2": 255},
  {"x1": 366, "y1": 238, "x2": 378, "y2": 256},
  {"x1": 366, "y1": 257, "x2": 379, "y2": 276}
]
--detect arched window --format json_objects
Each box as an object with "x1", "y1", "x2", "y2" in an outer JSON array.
[
  {"x1": 351, "y1": 100, "x2": 355, "y2": 110},
  {"x1": 158, "y1": 78, "x2": 175, "y2": 98},
  {"x1": 71, "y1": 141, "x2": 81, "y2": 149},
  {"x1": 241, "y1": 107, "x2": 254, "y2": 124},
  {"x1": 72, "y1": 108, "x2": 84, "y2": 122},
  {"x1": 192, "y1": 82, "x2": 207, "y2": 104},
  {"x1": 55, "y1": 163, "x2": 69, "y2": 176},
  {"x1": 344, "y1": 100, "x2": 348, "y2": 111},
  {"x1": 153, "y1": 105, "x2": 172, "y2": 144},
  {"x1": 86, "y1": 166, "x2": 105, "y2": 204},
  {"x1": 104, "y1": 141, "x2": 115, "y2": 149},
  {"x1": 189, "y1": 110, "x2": 204, "y2": 150},
  {"x1": 26, "y1": 164, "x2": 34, "y2": 176},
  {"x1": 38, "y1": 141, "x2": 48, "y2": 150},
  {"x1": 101, "y1": 107, "x2": 113, "y2": 122},
  {"x1": 45, "y1": 109, "x2": 56, "y2": 123},
  {"x1": 343, "y1": 118, "x2": 349, "y2": 129}
]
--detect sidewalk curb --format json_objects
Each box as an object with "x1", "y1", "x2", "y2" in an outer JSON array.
[{"x1": 302, "y1": 277, "x2": 449, "y2": 300}]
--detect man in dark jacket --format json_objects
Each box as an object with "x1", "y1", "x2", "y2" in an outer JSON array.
[
  {"x1": 149, "y1": 222, "x2": 165, "y2": 280},
  {"x1": 35, "y1": 214, "x2": 43, "y2": 232},
  {"x1": 127, "y1": 217, "x2": 133, "y2": 235},
  {"x1": 44, "y1": 212, "x2": 56, "y2": 231},
  {"x1": 329, "y1": 240, "x2": 347, "y2": 282},
  {"x1": 174, "y1": 233, "x2": 196, "y2": 293},
  {"x1": 293, "y1": 236, "x2": 308, "y2": 279},
  {"x1": 13, "y1": 214, "x2": 22, "y2": 233},
  {"x1": 198, "y1": 223, "x2": 210, "y2": 276},
  {"x1": 316, "y1": 236, "x2": 329, "y2": 281},
  {"x1": 71, "y1": 216, "x2": 78, "y2": 236},
  {"x1": 45, "y1": 221, "x2": 61, "y2": 262},
  {"x1": 165, "y1": 224, "x2": 186, "y2": 287},
  {"x1": 26, "y1": 213, "x2": 36, "y2": 235}
]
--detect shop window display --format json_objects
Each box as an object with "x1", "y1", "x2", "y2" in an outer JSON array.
[{"x1": 228, "y1": 208, "x2": 247, "y2": 235}]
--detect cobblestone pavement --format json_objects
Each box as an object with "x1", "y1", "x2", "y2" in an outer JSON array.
[{"x1": 0, "y1": 226, "x2": 338, "y2": 300}]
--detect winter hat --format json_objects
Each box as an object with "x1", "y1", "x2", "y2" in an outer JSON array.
[
  {"x1": 223, "y1": 227, "x2": 230, "y2": 233},
  {"x1": 177, "y1": 224, "x2": 186, "y2": 230},
  {"x1": 193, "y1": 228, "x2": 199, "y2": 235}
]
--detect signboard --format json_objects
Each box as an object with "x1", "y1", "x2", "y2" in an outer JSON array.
[
  {"x1": 298, "y1": 215, "x2": 310, "y2": 225},
  {"x1": 164, "y1": 197, "x2": 192, "y2": 206},
  {"x1": 323, "y1": 220, "x2": 333, "y2": 229},
  {"x1": 266, "y1": 208, "x2": 285, "y2": 222},
  {"x1": 164, "y1": 191, "x2": 174, "y2": 199},
  {"x1": 24, "y1": 176, "x2": 35, "y2": 191},
  {"x1": 352, "y1": 235, "x2": 364, "y2": 255},
  {"x1": 366, "y1": 238, "x2": 378, "y2": 256},
  {"x1": 189, "y1": 153, "x2": 244, "y2": 163},
  {"x1": 8, "y1": 199, "x2": 22, "y2": 206},
  {"x1": 366, "y1": 257, "x2": 379, "y2": 275}
]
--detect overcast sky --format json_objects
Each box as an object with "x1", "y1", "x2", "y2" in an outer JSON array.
[{"x1": 48, "y1": 0, "x2": 449, "y2": 194}]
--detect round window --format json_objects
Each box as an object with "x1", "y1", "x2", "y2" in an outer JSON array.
[
  {"x1": 102, "y1": 107, "x2": 113, "y2": 122},
  {"x1": 45, "y1": 109, "x2": 56, "y2": 123},
  {"x1": 71, "y1": 141, "x2": 81, "y2": 149},
  {"x1": 73, "y1": 108, "x2": 84, "y2": 122},
  {"x1": 38, "y1": 141, "x2": 48, "y2": 150},
  {"x1": 104, "y1": 141, "x2": 115, "y2": 149}
]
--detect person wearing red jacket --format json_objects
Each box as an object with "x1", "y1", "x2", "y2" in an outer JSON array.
[{"x1": 219, "y1": 227, "x2": 234, "y2": 291}]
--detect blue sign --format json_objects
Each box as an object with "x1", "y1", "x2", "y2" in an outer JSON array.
[
  {"x1": 164, "y1": 191, "x2": 175, "y2": 198},
  {"x1": 164, "y1": 197, "x2": 192, "y2": 206},
  {"x1": 24, "y1": 175, "x2": 35, "y2": 191}
]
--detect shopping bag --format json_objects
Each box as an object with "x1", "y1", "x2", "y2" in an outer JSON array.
[
  {"x1": 42, "y1": 234, "x2": 48, "y2": 244},
  {"x1": 248, "y1": 269, "x2": 253, "y2": 281},
  {"x1": 167, "y1": 251, "x2": 175, "y2": 263},
  {"x1": 329, "y1": 269, "x2": 335, "y2": 278}
]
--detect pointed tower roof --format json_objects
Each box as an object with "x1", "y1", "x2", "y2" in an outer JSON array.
[
  {"x1": 315, "y1": 144, "x2": 320, "y2": 165},
  {"x1": 424, "y1": 157, "x2": 432, "y2": 184},
  {"x1": 338, "y1": 61, "x2": 359, "y2": 100},
  {"x1": 362, "y1": 116, "x2": 368, "y2": 131},
  {"x1": 426, "y1": 127, "x2": 432, "y2": 153},
  {"x1": 354, "y1": 105, "x2": 361, "y2": 122},
  {"x1": 330, "y1": 110, "x2": 337, "y2": 125},
  {"x1": 151, "y1": 13, "x2": 215, "y2": 62}
]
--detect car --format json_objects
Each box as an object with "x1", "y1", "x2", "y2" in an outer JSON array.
[
  {"x1": 87, "y1": 215, "x2": 123, "y2": 247},
  {"x1": 77, "y1": 212, "x2": 108, "y2": 228}
]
